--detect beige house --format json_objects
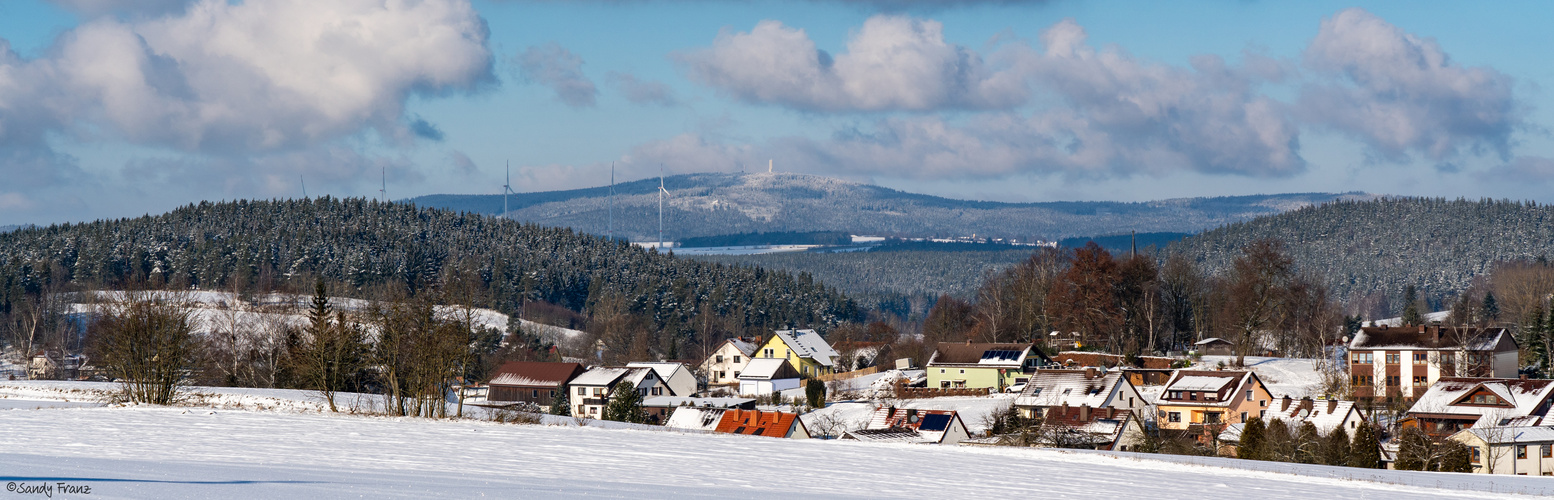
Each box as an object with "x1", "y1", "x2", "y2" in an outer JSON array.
[
  {"x1": 1451, "y1": 426, "x2": 1554, "y2": 475},
  {"x1": 700, "y1": 338, "x2": 758, "y2": 386},
  {"x1": 1155, "y1": 370, "x2": 1274, "y2": 433}
]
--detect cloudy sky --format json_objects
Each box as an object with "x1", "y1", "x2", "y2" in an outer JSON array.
[{"x1": 1, "y1": 0, "x2": 1551, "y2": 225}]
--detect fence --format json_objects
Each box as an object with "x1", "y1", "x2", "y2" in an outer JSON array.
[
  {"x1": 814, "y1": 365, "x2": 882, "y2": 383},
  {"x1": 893, "y1": 381, "x2": 993, "y2": 399}
]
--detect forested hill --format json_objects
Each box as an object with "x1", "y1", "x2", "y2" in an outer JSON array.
[
  {"x1": 0, "y1": 199, "x2": 862, "y2": 353},
  {"x1": 1167, "y1": 197, "x2": 1554, "y2": 310},
  {"x1": 411, "y1": 172, "x2": 1373, "y2": 241}
]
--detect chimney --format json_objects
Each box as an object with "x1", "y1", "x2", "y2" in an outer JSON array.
[
  {"x1": 1418, "y1": 325, "x2": 1426, "y2": 334},
  {"x1": 1061, "y1": 402, "x2": 1069, "y2": 416},
  {"x1": 1300, "y1": 397, "x2": 1314, "y2": 413},
  {"x1": 1085, "y1": 367, "x2": 1098, "y2": 379},
  {"x1": 1280, "y1": 395, "x2": 1292, "y2": 411},
  {"x1": 1106, "y1": 407, "x2": 1116, "y2": 419},
  {"x1": 1327, "y1": 399, "x2": 1337, "y2": 414},
  {"x1": 1080, "y1": 405, "x2": 1091, "y2": 421}
]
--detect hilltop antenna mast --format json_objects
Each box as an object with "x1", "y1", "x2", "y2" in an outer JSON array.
[{"x1": 379, "y1": 167, "x2": 386, "y2": 202}]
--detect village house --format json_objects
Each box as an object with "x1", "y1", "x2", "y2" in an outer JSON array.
[
  {"x1": 842, "y1": 407, "x2": 971, "y2": 445},
  {"x1": 1036, "y1": 405, "x2": 1148, "y2": 451},
  {"x1": 755, "y1": 329, "x2": 840, "y2": 377},
  {"x1": 627, "y1": 361, "x2": 698, "y2": 397},
  {"x1": 643, "y1": 396, "x2": 756, "y2": 422},
  {"x1": 1348, "y1": 325, "x2": 1518, "y2": 401},
  {"x1": 700, "y1": 337, "x2": 758, "y2": 386},
  {"x1": 737, "y1": 358, "x2": 802, "y2": 396},
  {"x1": 925, "y1": 342, "x2": 1052, "y2": 392},
  {"x1": 1218, "y1": 396, "x2": 1367, "y2": 455},
  {"x1": 1401, "y1": 377, "x2": 1554, "y2": 440},
  {"x1": 567, "y1": 366, "x2": 668, "y2": 418},
  {"x1": 1155, "y1": 370, "x2": 1274, "y2": 434},
  {"x1": 664, "y1": 408, "x2": 810, "y2": 438},
  {"x1": 1012, "y1": 368, "x2": 1149, "y2": 422},
  {"x1": 1450, "y1": 425, "x2": 1554, "y2": 475},
  {"x1": 485, "y1": 361, "x2": 585, "y2": 411}
]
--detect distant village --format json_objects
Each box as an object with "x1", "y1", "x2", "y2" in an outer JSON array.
[{"x1": 387, "y1": 318, "x2": 1549, "y2": 476}]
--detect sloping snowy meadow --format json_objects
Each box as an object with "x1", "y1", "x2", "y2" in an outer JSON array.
[{"x1": 1, "y1": 382, "x2": 1550, "y2": 499}]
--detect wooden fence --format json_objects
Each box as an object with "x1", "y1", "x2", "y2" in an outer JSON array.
[{"x1": 813, "y1": 365, "x2": 883, "y2": 383}]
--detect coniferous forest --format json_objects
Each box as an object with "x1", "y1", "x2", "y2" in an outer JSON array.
[{"x1": 0, "y1": 198, "x2": 862, "y2": 363}]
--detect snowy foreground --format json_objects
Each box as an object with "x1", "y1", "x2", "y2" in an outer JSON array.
[{"x1": 1, "y1": 383, "x2": 1551, "y2": 499}]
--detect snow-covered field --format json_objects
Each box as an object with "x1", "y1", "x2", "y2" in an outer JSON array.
[
  {"x1": 1197, "y1": 356, "x2": 1327, "y2": 398},
  {"x1": 0, "y1": 381, "x2": 1549, "y2": 499}
]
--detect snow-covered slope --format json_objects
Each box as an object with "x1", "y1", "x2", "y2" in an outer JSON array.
[{"x1": 0, "y1": 381, "x2": 1547, "y2": 499}]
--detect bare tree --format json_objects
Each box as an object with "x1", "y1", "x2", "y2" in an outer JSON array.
[
  {"x1": 91, "y1": 291, "x2": 197, "y2": 405},
  {"x1": 1221, "y1": 239, "x2": 1294, "y2": 367}
]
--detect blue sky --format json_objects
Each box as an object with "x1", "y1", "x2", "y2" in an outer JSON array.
[{"x1": 2, "y1": 0, "x2": 1552, "y2": 225}]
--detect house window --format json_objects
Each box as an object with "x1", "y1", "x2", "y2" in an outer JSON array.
[
  {"x1": 1259, "y1": 400, "x2": 1267, "y2": 407},
  {"x1": 1259, "y1": 410, "x2": 1267, "y2": 419},
  {"x1": 1441, "y1": 353, "x2": 1455, "y2": 365},
  {"x1": 1543, "y1": 444, "x2": 1552, "y2": 458},
  {"x1": 1168, "y1": 412, "x2": 1181, "y2": 423},
  {"x1": 941, "y1": 381, "x2": 951, "y2": 388},
  {"x1": 593, "y1": 388, "x2": 604, "y2": 396},
  {"x1": 1471, "y1": 448, "x2": 1480, "y2": 463},
  {"x1": 1206, "y1": 393, "x2": 1217, "y2": 401},
  {"x1": 716, "y1": 355, "x2": 724, "y2": 363},
  {"x1": 1413, "y1": 353, "x2": 1427, "y2": 364},
  {"x1": 1386, "y1": 376, "x2": 1400, "y2": 387},
  {"x1": 550, "y1": 390, "x2": 556, "y2": 397},
  {"x1": 1240, "y1": 411, "x2": 1248, "y2": 422},
  {"x1": 733, "y1": 371, "x2": 740, "y2": 378},
  {"x1": 1204, "y1": 412, "x2": 1222, "y2": 424},
  {"x1": 765, "y1": 349, "x2": 774, "y2": 357},
  {"x1": 718, "y1": 371, "x2": 726, "y2": 380},
  {"x1": 589, "y1": 406, "x2": 598, "y2": 414},
  {"x1": 577, "y1": 405, "x2": 585, "y2": 415},
  {"x1": 577, "y1": 387, "x2": 586, "y2": 395},
  {"x1": 1189, "y1": 392, "x2": 1198, "y2": 401},
  {"x1": 1518, "y1": 445, "x2": 1528, "y2": 459},
  {"x1": 1351, "y1": 352, "x2": 1373, "y2": 364},
  {"x1": 1413, "y1": 376, "x2": 1428, "y2": 387},
  {"x1": 733, "y1": 356, "x2": 741, "y2": 363},
  {"x1": 652, "y1": 387, "x2": 662, "y2": 396},
  {"x1": 532, "y1": 390, "x2": 538, "y2": 398},
  {"x1": 1473, "y1": 394, "x2": 1502, "y2": 404},
  {"x1": 1352, "y1": 375, "x2": 1373, "y2": 387},
  {"x1": 1168, "y1": 391, "x2": 1181, "y2": 400},
  {"x1": 1245, "y1": 390, "x2": 1253, "y2": 402},
  {"x1": 959, "y1": 369, "x2": 965, "y2": 374},
  {"x1": 1385, "y1": 353, "x2": 1400, "y2": 364}
]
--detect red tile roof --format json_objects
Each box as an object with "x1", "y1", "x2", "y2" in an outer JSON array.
[{"x1": 713, "y1": 409, "x2": 803, "y2": 438}]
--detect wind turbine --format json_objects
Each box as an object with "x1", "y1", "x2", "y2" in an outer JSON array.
[
  {"x1": 300, "y1": 175, "x2": 307, "y2": 199},
  {"x1": 379, "y1": 167, "x2": 386, "y2": 202},
  {"x1": 503, "y1": 161, "x2": 516, "y2": 219},
  {"x1": 658, "y1": 165, "x2": 670, "y2": 249}
]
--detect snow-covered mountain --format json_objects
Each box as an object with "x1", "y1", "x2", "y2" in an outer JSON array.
[{"x1": 411, "y1": 172, "x2": 1374, "y2": 242}]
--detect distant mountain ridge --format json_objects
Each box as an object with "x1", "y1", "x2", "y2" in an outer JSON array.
[{"x1": 411, "y1": 172, "x2": 1374, "y2": 241}]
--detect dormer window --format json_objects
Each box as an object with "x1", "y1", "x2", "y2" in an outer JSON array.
[{"x1": 1472, "y1": 394, "x2": 1501, "y2": 405}]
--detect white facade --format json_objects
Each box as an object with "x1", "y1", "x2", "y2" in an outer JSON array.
[
  {"x1": 739, "y1": 378, "x2": 801, "y2": 396},
  {"x1": 700, "y1": 339, "x2": 755, "y2": 386},
  {"x1": 1360, "y1": 350, "x2": 1520, "y2": 399},
  {"x1": 1452, "y1": 426, "x2": 1554, "y2": 475},
  {"x1": 568, "y1": 367, "x2": 668, "y2": 418}
]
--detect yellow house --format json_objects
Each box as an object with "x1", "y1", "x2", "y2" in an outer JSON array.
[
  {"x1": 756, "y1": 329, "x2": 839, "y2": 378},
  {"x1": 1155, "y1": 370, "x2": 1273, "y2": 432}
]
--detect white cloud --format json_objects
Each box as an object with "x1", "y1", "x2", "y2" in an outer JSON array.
[
  {"x1": 47, "y1": 0, "x2": 192, "y2": 17},
  {"x1": 515, "y1": 43, "x2": 598, "y2": 108},
  {"x1": 2, "y1": 0, "x2": 493, "y2": 156},
  {"x1": 1299, "y1": 8, "x2": 1522, "y2": 162},
  {"x1": 679, "y1": 16, "x2": 1025, "y2": 111}
]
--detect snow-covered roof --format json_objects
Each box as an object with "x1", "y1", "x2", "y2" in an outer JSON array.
[
  {"x1": 1406, "y1": 378, "x2": 1554, "y2": 426},
  {"x1": 1349, "y1": 325, "x2": 1513, "y2": 352},
  {"x1": 726, "y1": 338, "x2": 758, "y2": 357},
  {"x1": 927, "y1": 342, "x2": 1042, "y2": 368},
  {"x1": 627, "y1": 362, "x2": 690, "y2": 384},
  {"x1": 487, "y1": 361, "x2": 583, "y2": 388},
  {"x1": 665, "y1": 408, "x2": 726, "y2": 432},
  {"x1": 1460, "y1": 425, "x2": 1554, "y2": 445},
  {"x1": 855, "y1": 407, "x2": 963, "y2": 444},
  {"x1": 1013, "y1": 370, "x2": 1128, "y2": 409},
  {"x1": 1261, "y1": 397, "x2": 1364, "y2": 436},
  {"x1": 1166, "y1": 375, "x2": 1237, "y2": 392},
  {"x1": 739, "y1": 358, "x2": 799, "y2": 380},
  {"x1": 643, "y1": 397, "x2": 755, "y2": 409},
  {"x1": 1195, "y1": 338, "x2": 1229, "y2": 346},
  {"x1": 774, "y1": 329, "x2": 839, "y2": 367},
  {"x1": 844, "y1": 428, "x2": 934, "y2": 444},
  {"x1": 571, "y1": 367, "x2": 657, "y2": 388},
  {"x1": 1367, "y1": 310, "x2": 1452, "y2": 327}
]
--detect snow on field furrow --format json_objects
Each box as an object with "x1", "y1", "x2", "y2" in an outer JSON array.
[{"x1": 1, "y1": 404, "x2": 1545, "y2": 499}]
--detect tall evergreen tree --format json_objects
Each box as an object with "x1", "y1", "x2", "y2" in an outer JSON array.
[
  {"x1": 1401, "y1": 285, "x2": 1422, "y2": 326},
  {"x1": 550, "y1": 386, "x2": 571, "y2": 416},
  {"x1": 1482, "y1": 292, "x2": 1500, "y2": 322},
  {"x1": 1293, "y1": 421, "x2": 1321, "y2": 464},
  {"x1": 1349, "y1": 424, "x2": 1381, "y2": 469},
  {"x1": 603, "y1": 380, "x2": 645, "y2": 424},
  {"x1": 805, "y1": 378, "x2": 826, "y2": 409},
  {"x1": 1321, "y1": 427, "x2": 1351, "y2": 466},
  {"x1": 1238, "y1": 417, "x2": 1267, "y2": 460},
  {"x1": 1438, "y1": 440, "x2": 1473, "y2": 473}
]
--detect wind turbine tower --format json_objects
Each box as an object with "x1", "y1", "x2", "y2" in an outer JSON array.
[
  {"x1": 658, "y1": 166, "x2": 670, "y2": 249},
  {"x1": 503, "y1": 161, "x2": 516, "y2": 219},
  {"x1": 379, "y1": 167, "x2": 386, "y2": 202}
]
